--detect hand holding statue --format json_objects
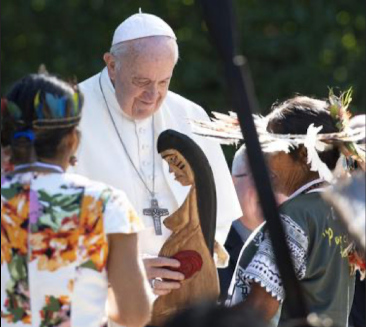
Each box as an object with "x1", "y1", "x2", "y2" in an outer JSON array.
[{"x1": 144, "y1": 257, "x2": 185, "y2": 296}]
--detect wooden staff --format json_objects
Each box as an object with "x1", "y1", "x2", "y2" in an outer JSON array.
[{"x1": 199, "y1": 0, "x2": 309, "y2": 323}]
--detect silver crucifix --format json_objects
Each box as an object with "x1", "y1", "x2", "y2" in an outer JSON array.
[{"x1": 143, "y1": 198, "x2": 169, "y2": 235}]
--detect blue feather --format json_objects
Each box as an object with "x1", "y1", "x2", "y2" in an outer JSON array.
[{"x1": 45, "y1": 93, "x2": 67, "y2": 118}]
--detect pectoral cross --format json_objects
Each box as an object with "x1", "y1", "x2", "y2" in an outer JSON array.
[{"x1": 143, "y1": 198, "x2": 169, "y2": 235}]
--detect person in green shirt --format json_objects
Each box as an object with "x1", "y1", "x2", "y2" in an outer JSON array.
[{"x1": 227, "y1": 95, "x2": 357, "y2": 327}]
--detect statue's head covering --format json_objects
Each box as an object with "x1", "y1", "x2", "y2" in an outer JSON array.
[{"x1": 112, "y1": 11, "x2": 177, "y2": 46}]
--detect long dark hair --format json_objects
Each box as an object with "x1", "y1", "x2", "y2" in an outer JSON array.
[{"x1": 157, "y1": 129, "x2": 217, "y2": 255}]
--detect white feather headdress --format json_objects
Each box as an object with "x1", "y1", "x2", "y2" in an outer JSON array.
[{"x1": 191, "y1": 90, "x2": 365, "y2": 183}]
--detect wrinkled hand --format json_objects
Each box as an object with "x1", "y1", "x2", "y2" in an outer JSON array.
[{"x1": 143, "y1": 257, "x2": 185, "y2": 296}]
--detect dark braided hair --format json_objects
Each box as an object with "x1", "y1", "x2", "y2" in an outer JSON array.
[{"x1": 1, "y1": 74, "x2": 83, "y2": 165}]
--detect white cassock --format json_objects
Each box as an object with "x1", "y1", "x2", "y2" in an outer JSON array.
[{"x1": 74, "y1": 67, "x2": 242, "y2": 257}]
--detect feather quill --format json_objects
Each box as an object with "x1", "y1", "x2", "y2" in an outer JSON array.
[{"x1": 304, "y1": 124, "x2": 334, "y2": 183}]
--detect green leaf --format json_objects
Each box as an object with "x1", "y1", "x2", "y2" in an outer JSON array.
[
  {"x1": 38, "y1": 190, "x2": 53, "y2": 203},
  {"x1": 55, "y1": 194, "x2": 81, "y2": 207},
  {"x1": 62, "y1": 203, "x2": 80, "y2": 213},
  {"x1": 38, "y1": 214, "x2": 60, "y2": 231},
  {"x1": 8, "y1": 254, "x2": 28, "y2": 281},
  {"x1": 1, "y1": 183, "x2": 24, "y2": 199},
  {"x1": 6, "y1": 278, "x2": 17, "y2": 291},
  {"x1": 341, "y1": 87, "x2": 353, "y2": 109},
  {"x1": 80, "y1": 260, "x2": 98, "y2": 271},
  {"x1": 11, "y1": 307, "x2": 26, "y2": 322},
  {"x1": 47, "y1": 296, "x2": 61, "y2": 312}
]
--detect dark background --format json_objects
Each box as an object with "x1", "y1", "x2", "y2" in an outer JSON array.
[{"x1": 1, "y1": 0, "x2": 365, "y2": 159}]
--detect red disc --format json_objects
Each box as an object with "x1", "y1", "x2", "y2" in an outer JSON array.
[{"x1": 171, "y1": 250, "x2": 203, "y2": 279}]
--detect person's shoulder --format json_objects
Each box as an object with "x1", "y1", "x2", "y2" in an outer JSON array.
[
  {"x1": 279, "y1": 192, "x2": 331, "y2": 229},
  {"x1": 66, "y1": 173, "x2": 130, "y2": 200},
  {"x1": 225, "y1": 224, "x2": 245, "y2": 251},
  {"x1": 281, "y1": 192, "x2": 327, "y2": 213},
  {"x1": 165, "y1": 91, "x2": 208, "y2": 118},
  {"x1": 78, "y1": 72, "x2": 101, "y2": 94},
  {"x1": 63, "y1": 173, "x2": 114, "y2": 196},
  {"x1": 63, "y1": 174, "x2": 142, "y2": 232},
  {"x1": 78, "y1": 72, "x2": 104, "y2": 123}
]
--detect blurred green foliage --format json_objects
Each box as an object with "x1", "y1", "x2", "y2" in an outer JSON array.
[
  {"x1": 1, "y1": 0, "x2": 365, "y2": 163},
  {"x1": 2, "y1": 0, "x2": 364, "y2": 110},
  {"x1": 2, "y1": 0, "x2": 364, "y2": 112}
]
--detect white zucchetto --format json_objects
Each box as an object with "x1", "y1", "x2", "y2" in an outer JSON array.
[{"x1": 112, "y1": 12, "x2": 177, "y2": 46}]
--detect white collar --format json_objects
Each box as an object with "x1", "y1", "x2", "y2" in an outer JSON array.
[
  {"x1": 100, "y1": 68, "x2": 128, "y2": 119},
  {"x1": 287, "y1": 178, "x2": 326, "y2": 201},
  {"x1": 13, "y1": 161, "x2": 64, "y2": 173}
]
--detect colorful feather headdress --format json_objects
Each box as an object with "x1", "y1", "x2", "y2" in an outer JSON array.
[
  {"x1": 33, "y1": 90, "x2": 82, "y2": 129},
  {"x1": 1, "y1": 90, "x2": 82, "y2": 131},
  {"x1": 191, "y1": 89, "x2": 365, "y2": 183}
]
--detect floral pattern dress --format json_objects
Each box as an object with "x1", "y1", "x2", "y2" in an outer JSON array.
[{"x1": 1, "y1": 172, "x2": 143, "y2": 327}]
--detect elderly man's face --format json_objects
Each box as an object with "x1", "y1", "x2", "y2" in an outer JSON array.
[
  {"x1": 233, "y1": 153, "x2": 287, "y2": 227},
  {"x1": 105, "y1": 38, "x2": 176, "y2": 120},
  {"x1": 232, "y1": 158, "x2": 260, "y2": 222}
]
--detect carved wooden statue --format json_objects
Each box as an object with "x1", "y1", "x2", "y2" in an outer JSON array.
[{"x1": 150, "y1": 130, "x2": 220, "y2": 326}]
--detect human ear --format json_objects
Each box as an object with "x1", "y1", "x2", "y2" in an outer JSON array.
[
  {"x1": 104, "y1": 53, "x2": 117, "y2": 81},
  {"x1": 297, "y1": 146, "x2": 310, "y2": 170},
  {"x1": 64, "y1": 128, "x2": 80, "y2": 155}
]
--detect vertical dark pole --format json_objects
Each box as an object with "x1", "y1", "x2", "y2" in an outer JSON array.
[{"x1": 199, "y1": 0, "x2": 309, "y2": 321}]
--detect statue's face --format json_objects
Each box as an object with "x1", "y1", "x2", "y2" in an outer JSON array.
[{"x1": 162, "y1": 150, "x2": 195, "y2": 186}]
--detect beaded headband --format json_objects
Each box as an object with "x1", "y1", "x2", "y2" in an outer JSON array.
[
  {"x1": 33, "y1": 90, "x2": 82, "y2": 129},
  {"x1": 1, "y1": 90, "x2": 82, "y2": 134}
]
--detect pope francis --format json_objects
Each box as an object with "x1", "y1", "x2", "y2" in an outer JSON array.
[{"x1": 74, "y1": 11, "x2": 242, "y2": 326}]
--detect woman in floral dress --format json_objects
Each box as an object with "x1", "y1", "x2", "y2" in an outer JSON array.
[{"x1": 1, "y1": 74, "x2": 153, "y2": 327}]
